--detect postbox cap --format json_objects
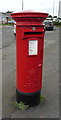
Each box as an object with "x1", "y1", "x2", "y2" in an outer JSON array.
[{"x1": 11, "y1": 11, "x2": 48, "y2": 23}]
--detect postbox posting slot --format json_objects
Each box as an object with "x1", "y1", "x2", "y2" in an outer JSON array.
[
  {"x1": 24, "y1": 31, "x2": 43, "y2": 38},
  {"x1": 24, "y1": 32, "x2": 43, "y2": 35}
]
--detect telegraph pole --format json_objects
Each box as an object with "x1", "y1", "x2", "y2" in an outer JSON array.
[
  {"x1": 53, "y1": 0, "x2": 55, "y2": 17},
  {"x1": 22, "y1": 0, "x2": 23, "y2": 10}
]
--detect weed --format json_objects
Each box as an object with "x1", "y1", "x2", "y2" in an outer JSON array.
[
  {"x1": 40, "y1": 95, "x2": 46, "y2": 103},
  {"x1": 12, "y1": 101, "x2": 29, "y2": 111},
  {"x1": 12, "y1": 95, "x2": 45, "y2": 110}
]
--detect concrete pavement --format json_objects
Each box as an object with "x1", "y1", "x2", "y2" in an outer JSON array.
[
  {"x1": 0, "y1": 25, "x2": 2, "y2": 120},
  {"x1": 2, "y1": 26, "x2": 16, "y2": 118},
  {"x1": 59, "y1": 27, "x2": 61, "y2": 119}
]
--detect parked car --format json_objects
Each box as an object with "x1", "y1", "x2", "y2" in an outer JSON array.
[
  {"x1": 8, "y1": 20, "x2": 15, "y2": 24},
  {"x1": 44, "y1": 20, "x2": 54, "y2": 30},
  {"x1": 13, "y1": 22, "x2": 16, "y2": 35},
  {"x1": 58, "y1": 18, "x2": 61, "y2": 23}
]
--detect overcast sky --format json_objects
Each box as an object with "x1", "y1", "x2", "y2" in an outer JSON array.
[{"x1": 0, "y1": 0, "x2": 60, "y2": 16}]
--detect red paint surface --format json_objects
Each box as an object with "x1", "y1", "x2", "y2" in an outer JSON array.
[{"x1": 11, "y1": 12, "x2": 48, "y2": 93}]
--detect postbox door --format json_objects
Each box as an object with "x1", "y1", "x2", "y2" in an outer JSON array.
[
  {"x1": 16, "y1": 35, "x2": 44, "y2": 93},
  {"x1": 27, "y1": 38, "x2": 43, "y2": 92}
]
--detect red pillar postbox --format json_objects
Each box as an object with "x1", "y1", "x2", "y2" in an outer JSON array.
[{"x1": 11, "y1": 12, "x2": 48, "y2": 106}]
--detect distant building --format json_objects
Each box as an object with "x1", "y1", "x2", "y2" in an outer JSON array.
[
  {"x1": 0, "y1": 12, "x2": 12, "y2": 24},
  {"x1": 58, "y1": 1, "x2": 61, "y2": 23},
  {"x1": 0, "y1": 12, "x2": 7, "y2": 24},
  {"x1": 0, "y1": 12, "x2": 2, "y2": 24},
  {"x1": 58, "y1": 1, "x2": 61, "y2": 18}
]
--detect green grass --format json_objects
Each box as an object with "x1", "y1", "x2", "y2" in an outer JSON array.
[
  {"x1": 0, "y1": 24, "x2": 13, "y2": 26},
  {"x1": 58, "y1": 25, "x2": 61, "y2": 26},
  {"x1": 54, "y1": 24, "x2": 61, "y2": 27}
]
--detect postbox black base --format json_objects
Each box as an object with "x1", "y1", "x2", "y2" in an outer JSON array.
[{"x1": 16, "y1": 89, "x2": 41, "y2": 106}]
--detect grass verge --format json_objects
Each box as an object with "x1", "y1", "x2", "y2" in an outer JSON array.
[{"x1": 0, "y1": 24, "x2": 13, "y2": 26}]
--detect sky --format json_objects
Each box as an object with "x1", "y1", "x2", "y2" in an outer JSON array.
[{"x1": 0, "y1": 0, "x2": 60, "y2": 16}]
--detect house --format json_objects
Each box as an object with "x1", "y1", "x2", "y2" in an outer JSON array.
[
  {"x1": 0, "y1": 12, "x2": 8, "y2": 24},
  {"x1": 58, "y1": 1, "x2": 61, "y2": 23},
  {"x1": 0, "y1": 12, "x2": 12, "y2": 24}
]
